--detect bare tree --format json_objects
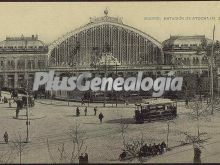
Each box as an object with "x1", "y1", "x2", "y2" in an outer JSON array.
[
  {"x1": 46, "y1": 139, "x2": 56, "y2": 164},
  {"x1": 118, "y1": 117, "x2": 145, "y2": 161},
  {"x1": 174, "y1": 100, "x2": 212, "y2": 162},
  {"x1": 10, "y1": 132, "x2": 28, "y2": 164},
  {"x1": 68, "y1": 122, "x2": 87, "y2": 163},
  {"x1": 57, "y1": 143, "x2": 68, "y2": 163},
  {"x1": 181, "y1": 131, "x2": 209, "y2": 146},
  {"x1": 119, "y1": 116, "x2": 128, "y2": 147},
  {"x1": 47, "y1": 121, "x2": 87, "y2": 163},
  {"x1": 187, "y1": 100, "x2": 211, "y2": 138},
  {"x1": 123, "y1": 133, "x2": 145, "y2": 160},
  {"x1": 0, "y1": 149, "x2": 15, "y2": 164},
  {"x1": 180, "y1": 130, "x2": 209, "y2": 163},
  {"x1": 210, "y1": 97, "x2": 220, "y2": 112},
  {"x1": 166, "y1": 121, "x2": 176, "y2": 150}
]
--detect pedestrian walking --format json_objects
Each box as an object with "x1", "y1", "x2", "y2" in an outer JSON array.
[
  {"x1": 16, "y1": 107, "x2": 19, "y2": 118},
  {"x1": 124, "y1": 100, "x2": 128, "y2": 106},
  {"x1": 98, "y1": 112, "x2": 104, "y2": 124},
  {"x1": 9, "y1": 99, "x2": 12, "y2": 108},
  {"x1": 78, "y1": 153, "x2": 84, "y2": 164},
  {"x1": 76, "y1": 107, "x2": 80, "y2": 117},
  {"x1": 84, "y1": 153, "x2": 88, "y2": 164},
  {"x1": 185, "y1": 98, "x2": 189, "y2": 107},
  {"x1": 4, "y1": 97, "x2": 8, "y2": 103},
  {"x1": 10, "y1": 90, "x2": 12, "y2": 99},
  {"x1": 3, "y1": 132, "x2": 8, "y2": 144},
  {"x1": 84, "y1": 107, "x2": 87, "y2": 116},
  {"x1": 81, "y1": 98, "x2": 85, "y2": 106},
  {"x1": 94, "y1": 106, "x2": 97, "y2": 116},
  {"x1": 119, "y1": 150, "x2": 127, "y2": 160}
]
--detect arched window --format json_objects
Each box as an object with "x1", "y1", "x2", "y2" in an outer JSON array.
[{"x1": 17, "y1": 59, "x2": 25, "y2": 70}]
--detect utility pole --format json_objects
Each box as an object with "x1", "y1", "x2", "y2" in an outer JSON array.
[
  {"x1": 103, "y1": 53, "x2": 107, "y2": 107},
  {"x1": 2, "y1": 57, "x2": 6, "y2": 90},
  {"x1": 115, "y1": 61, "x2": 118, "y2": 107},
  {"x1": 26, "y1": 71, "x2": 30, "y2": 143},
  {"x1": 166, "y1": 121, "x2": 175, "y2": 149},
  {"x1": 166, "y1": 122, "x2": 170, "y2": 149},
  {"x1": 211, "y1": 25, "x2": 215, "y2": 115},
  {"x1": 67, "y1": 71, "x2": 70, "y2": 106},
  {"x1": 88, "y1": 90, "x2": 91, "y2": 107},
  {"x1": 196, "y1": 103, "x2": 200, "y2": 137}
]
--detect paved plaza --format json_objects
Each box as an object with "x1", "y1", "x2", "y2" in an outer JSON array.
[{"x1": 0, "y1": 92, "x2": 220, "y2": 163}]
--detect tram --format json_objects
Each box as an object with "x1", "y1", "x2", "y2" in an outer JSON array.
[{"x1": 134, "y1": 98, "x2": 177, "y2": 123}]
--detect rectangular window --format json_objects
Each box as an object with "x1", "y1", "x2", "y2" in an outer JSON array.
[
  {"x1": 17, "y1": 60, "x2": 25, "y2": 70},
  {"x1": 28, "y1": 60, "x2": 35, "y2": 69},
  {"x1": 18, "y1": 75, "x2": 24, "y2": 88},
  {"x1": 190, "y1": 44, "x2": 197, "y2": 47},
  {"x1": 38, "y1": 60, "x2": 45, "y2": 69}
]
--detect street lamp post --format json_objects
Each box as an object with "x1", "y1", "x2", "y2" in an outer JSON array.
[
  {"x1": 115, "y1": 61, "x2": 118, "y2": 107},
  {"x1": 25, "y1": 70, "x2": 30, "y2": 143},
  {"x1": 2, "y1": 57, "x2": 6, "y2": 89},
  {"x1": 87, "y1": 89, "x2": 91, "y2": 107},
  {"x1": 103, "y1": 53, "x2": 107, "y2": 107},
  {"x1": 166, "y1": 121, "x2": 175, "y2": 149},
  {"x1": 210, "y1": 25, "x2": 215, "y2": 115},
  {"x1": 49, "y1": 57, "x2": 57, "y2": 104},
  {"x1": 65, "y1": 70, "x2": 71, "y2": 107}
]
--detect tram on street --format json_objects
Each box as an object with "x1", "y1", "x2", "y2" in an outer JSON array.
[{"x1": 134, "y1": 98, "x2": 177, "y2": 123}]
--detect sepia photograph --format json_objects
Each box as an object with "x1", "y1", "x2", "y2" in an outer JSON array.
[{"x1": 0, "y1": 1, "x2": 220, "y2": 164}]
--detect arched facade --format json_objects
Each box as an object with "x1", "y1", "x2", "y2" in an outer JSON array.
[{"x1": 48, "y1": 14, "x2": 163, "y2": 68}]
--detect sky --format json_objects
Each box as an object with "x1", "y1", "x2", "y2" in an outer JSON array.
[{"x1": 0, "y1": 2, "x2": 220, "y2": 44}]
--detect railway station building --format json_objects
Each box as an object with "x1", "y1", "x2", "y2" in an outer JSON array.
[{"x1": 0, "y1": 9, "x2": 216, "y2": 99}]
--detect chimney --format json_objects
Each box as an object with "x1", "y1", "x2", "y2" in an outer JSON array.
[{"x1": 35, "y1": 34, "x2": 38, "y2": 40}]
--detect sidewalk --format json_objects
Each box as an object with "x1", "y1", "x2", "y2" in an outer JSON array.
[{"x1": 35, "y1": 99, "x2": 136, "y2": 109}]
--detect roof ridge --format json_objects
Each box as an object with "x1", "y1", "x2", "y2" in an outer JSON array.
[{"x1": 170, "y1": 35, "x2": 205, "y2": 39}]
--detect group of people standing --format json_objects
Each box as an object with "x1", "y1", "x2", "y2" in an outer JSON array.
[
  {"x1": 119, "y1": 141, "x2": 167, "y2": 160},
  {"x1": 78, "y1": 153, "x2": 88, "y2": 164},
  {"x1": 75, "y1": 106, "x2": 104, "y2": 123},
  {"x1": 138, "y1": 142, "x2": 167, "y2": 157}
]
